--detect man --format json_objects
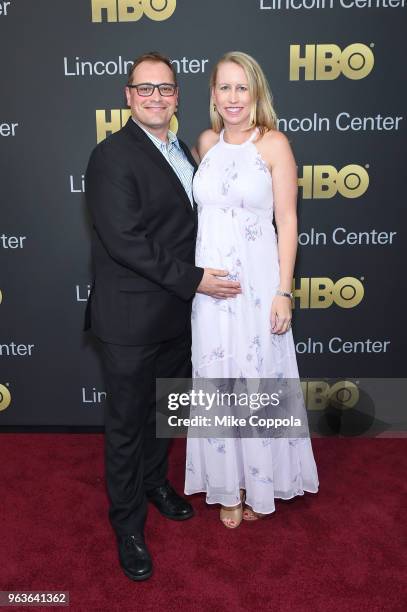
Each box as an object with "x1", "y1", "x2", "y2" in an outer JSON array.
[{"x1": 85, "y1": 52, "x2": 240, "y2": 581}]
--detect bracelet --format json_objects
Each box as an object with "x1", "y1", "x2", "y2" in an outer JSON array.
[{"x1": 276, "y1": 289, "x2": 293, "y2": 299}]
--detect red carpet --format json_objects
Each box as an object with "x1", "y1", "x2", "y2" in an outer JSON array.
[{"x1": 1, "y1": 435, "x2": 406, "y2": 612}]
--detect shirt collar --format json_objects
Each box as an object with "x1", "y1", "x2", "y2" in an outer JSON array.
[
  {"x1": 132, "y1": 117, "x2": 180, "y2": 150},
  {"x1": 167, "y1": 129, "x2": 180, "y2": 149}
]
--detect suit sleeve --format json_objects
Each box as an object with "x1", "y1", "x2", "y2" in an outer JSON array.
[{"x1": 85, "y1": 143, "x2": 204, "y2": 301}]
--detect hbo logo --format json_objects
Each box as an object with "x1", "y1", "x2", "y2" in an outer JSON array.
[
  {"x1": 0, "y1": 384, "x2": 11, "y2": 411},
  {"x1": 298, "y1": 165, "x2": 369, "y2": 200},
  {"x1": 96, "y1": 109, "x2": 178, "y2": 142},
  {"x1": 292, "y1": 277, "x2": 364, "y2": 309},
  {"x1": 91, "y1": 0, "x2": 176, "y2": 22},
  {"x1": 302, "y1": 381, "x2": 359, "y2": 412},
  {"x1": 290, "y1": 44, "x2": 374, "y2": 81}
]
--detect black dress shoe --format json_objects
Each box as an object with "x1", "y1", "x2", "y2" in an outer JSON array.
[
  {"x1": 117, "y1": 534, "x2": 153, "y2": 581},
  {"x1": 147, "y1": 482, "x2": 194, "y2": 521}
]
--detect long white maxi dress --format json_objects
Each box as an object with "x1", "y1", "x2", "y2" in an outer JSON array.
[{"x1": 184, "y1": 129, "x2": 319, "y2": 514}]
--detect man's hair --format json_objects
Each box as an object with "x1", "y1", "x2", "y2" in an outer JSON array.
[{"x1": 127, "y1": 51, "x2": 177, "y2": 86}]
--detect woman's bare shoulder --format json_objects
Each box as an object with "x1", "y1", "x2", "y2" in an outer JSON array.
[
  {"x1": 257, "y1": 129, "x2": 294, "y2": 165},
  {"x1": 260, "y1": 128, "x2": 290, "y2": 148},
  {"x1": 196, "y1": 129, "x2": 220, "y2": 159}
]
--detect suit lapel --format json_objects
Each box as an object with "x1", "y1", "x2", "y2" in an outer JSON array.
[
  {"x1": 178, "y1": 139, "x2": 199, "y2": 219},
  {"x1": 179, "y1": 139, "x2": 198, "y2": 173},
  {"x1": 125, "y1": 118, "x2": 195, "y2": 216}
]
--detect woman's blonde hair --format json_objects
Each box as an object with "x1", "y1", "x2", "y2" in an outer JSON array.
[{"x1": 209, "y1": 51, "x2": 278, "y2": 135}]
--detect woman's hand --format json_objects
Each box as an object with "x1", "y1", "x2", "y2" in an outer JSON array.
[{"x1": 270, "y1": 295, "x2": 292, "y2": 334}]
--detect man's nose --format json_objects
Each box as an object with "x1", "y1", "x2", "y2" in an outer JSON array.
[{"x1": 151, "y1": 87, "x2": 162, "y2": 101}]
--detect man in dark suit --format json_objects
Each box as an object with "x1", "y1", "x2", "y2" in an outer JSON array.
[{"x1": 85, "y1": 52, "x2": 240, "y2": 581}]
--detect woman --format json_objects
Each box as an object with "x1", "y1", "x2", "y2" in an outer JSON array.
[{"x1": 185, "y1": 52, "x2": 319, "y2": 527}]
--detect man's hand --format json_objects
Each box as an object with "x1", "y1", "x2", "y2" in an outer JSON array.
[{"x1": 197, "y1": 268, "x2": 241, "y2": 299}]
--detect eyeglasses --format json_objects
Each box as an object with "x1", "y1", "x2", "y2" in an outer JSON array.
[{"x1": 127, "y1": 82, "x2": 177, "y2": 97}]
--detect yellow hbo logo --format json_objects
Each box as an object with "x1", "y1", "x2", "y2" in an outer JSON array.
[
  {"x1": 302, "y1": 381, "x2": 359, "y2": 412},
  {"x1": 0, "y1": 384, "x2": 11, "y2": 412},
  {"x1": 91, "y1": 0, "x2": 176, "y2": 22},
  {"x1": 290, "y1": 43, "x2": 374, "y2": 81},
  {"x1": 96, "y1": 109, "x2": 178, "y2": 143},
  {"x1": 292, "y1": 277, "x2": 364, "y2": 309},
  {"x1": 298, "y1": 165, "x2": 369, "y2": 199}
]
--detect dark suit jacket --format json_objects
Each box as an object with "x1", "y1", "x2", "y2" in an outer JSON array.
[{"x1": 84, "y1": 118, "x2": 204, "y2": 345}]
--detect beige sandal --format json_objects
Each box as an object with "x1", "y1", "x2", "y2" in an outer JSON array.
[{"x1": 220, "y1": 489, "x2": 246, "y2": 529}]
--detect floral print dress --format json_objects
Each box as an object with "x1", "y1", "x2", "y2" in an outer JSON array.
[{"x1": 184, "y1": 129, "x2": 319, "y2": 514}]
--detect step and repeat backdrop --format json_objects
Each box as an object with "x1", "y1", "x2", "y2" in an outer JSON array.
[{"x1": 1, "y1": 0, "x2": 406, "y2": 426}]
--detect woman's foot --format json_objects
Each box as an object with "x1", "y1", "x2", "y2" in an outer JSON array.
[
  {"x1": 242, "y1": 506, "x2": 268, "y2": 521},
  {"x1": 220, "y1": 489, "x2": 245, "y2": 529}
]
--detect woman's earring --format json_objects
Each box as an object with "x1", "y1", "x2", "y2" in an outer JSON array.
[{"x1": 213, "y1": 104, "x2": 217, "y2": 112}]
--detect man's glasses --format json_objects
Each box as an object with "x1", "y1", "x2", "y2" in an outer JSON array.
[{"x1": 128, "y1": 83, "x2": 177, "y2": 97}]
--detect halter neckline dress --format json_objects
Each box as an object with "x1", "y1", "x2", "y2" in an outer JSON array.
[{"x1": 185, "y1": 128, "x2": 319, "y2": 513}]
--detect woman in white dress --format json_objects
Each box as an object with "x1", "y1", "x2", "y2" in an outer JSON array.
[{"x1": 185, "y1": 52, "x2": 319, "y2": 528}]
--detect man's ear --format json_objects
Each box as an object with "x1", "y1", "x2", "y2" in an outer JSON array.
[{"x1": 125, "y1": 86, "x2": 131, "y2": 107}]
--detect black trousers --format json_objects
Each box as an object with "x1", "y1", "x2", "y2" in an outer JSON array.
[{"x1": 97, "y1": 328, "x2": 191, "y2": 536}]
